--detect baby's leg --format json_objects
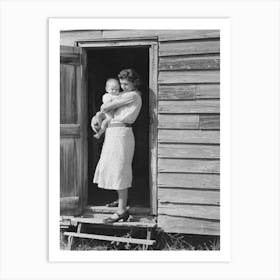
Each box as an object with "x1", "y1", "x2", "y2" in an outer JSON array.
[
  {"x1": 95, "y1": 111, "x2": 106, "y2": 126},
  {"x1": 93, "y1": 116, "x2": 112, "y2": 139}
]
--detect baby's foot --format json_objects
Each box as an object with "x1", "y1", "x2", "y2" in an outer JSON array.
[{"x1": 93, "y1": 133, "x2": 101, "y2": 139}]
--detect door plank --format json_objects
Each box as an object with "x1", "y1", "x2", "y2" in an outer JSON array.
[{"x1": 60, "y1": 124, "x2": 81, "y2": 137}]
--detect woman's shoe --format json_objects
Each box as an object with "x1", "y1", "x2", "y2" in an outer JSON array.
[{"x1": 103, "y1": 211, "x2": 129, "y2": 223}]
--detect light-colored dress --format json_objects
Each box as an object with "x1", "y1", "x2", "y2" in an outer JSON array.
[{"x1": 93, "y1": 91, "x2": 142, "y2": 190}]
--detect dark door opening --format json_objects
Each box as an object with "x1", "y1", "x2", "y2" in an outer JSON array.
[{"x1": 87, "y1": 47, "x2": 150, "y2": 208}]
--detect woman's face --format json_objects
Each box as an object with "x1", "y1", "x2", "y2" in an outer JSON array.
[{"x1": 119, "y1": 79, "x2": 135, "y2": 92}]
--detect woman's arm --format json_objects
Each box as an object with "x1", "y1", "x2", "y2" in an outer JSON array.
[{"x1": 100, "y1": 91, "x2": 138, "y2": 113}]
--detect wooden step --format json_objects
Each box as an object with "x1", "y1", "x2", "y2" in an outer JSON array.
[
  {"x1": 71, "y1": 215, "x2": 157, "y2": 228},
  {"x1": 85, "y1": 205, "x2": 150, "y2": 215},
  {"x1": 64, "y1": 232, "x2": 156, "y2": 246}
]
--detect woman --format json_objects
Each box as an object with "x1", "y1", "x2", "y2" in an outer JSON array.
[{"x1": 93, "y1": 69, "x2": 142, "y2": 223}]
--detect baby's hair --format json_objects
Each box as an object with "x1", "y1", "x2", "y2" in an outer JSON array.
[
  {"x1": 106, "y1": 78, "x2": 120, "y2": 87},
  {"x1": 118, "y1": 69, "x2": 141, "y2": 88}
]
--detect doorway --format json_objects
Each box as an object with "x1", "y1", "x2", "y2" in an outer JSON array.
[{"x1": 86, "y1": 46, "x2": 150, "y2": 209}]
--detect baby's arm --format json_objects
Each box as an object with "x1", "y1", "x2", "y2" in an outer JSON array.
[{"x1": 101, "y1": 91, "x2": 138, "y2": 113}]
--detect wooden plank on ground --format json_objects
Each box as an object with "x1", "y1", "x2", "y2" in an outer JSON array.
[
  {"x1": 158, "y1": 114, "x2": 199, "y2": 129},
  {"x1": 158, "y1": 215, "x2": 220, "y2": 235},
  {"x1": 159, "y1": 71, "x2": 220, "y2": 84},
  {"x1": 159, "y1": 55, "x2": 220, "y2": 70},
  {"x1": 158, "y1": 100, "x2": 220, "y2": 114},
  {"x1": 158, "y1": 158, "x2": 220, "y2": 174},
  {"x1": 64, "y1": 232, "x2": 155, "y2": 245},
  {"x1": 158, "y1": 173, "x2": 220, "y2": 189},
  {"x1": 158, "y1": 203, "x2": 220, "y2": 220},
  {"x1": 200, "y1": 115, "x2": 220, "y2": 129},
  {"x1": 159, "y1": 40, "x2": 220, "y2": 56},
  {"x1": 158, "y1": 84, "x2": 220, "y2": 100},
  {"x1": 158, "y1": 188, "x2": 220, "y2": 205},
  {"x1": 158, "y1": 130, "x2": 220, "y2": 144},
  {"x1": 158, "y1": 144, "x2": 220, "y2": 159}
]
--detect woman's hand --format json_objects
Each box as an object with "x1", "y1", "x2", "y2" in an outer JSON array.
[{"x1": 101, "y1": 92, "x2": 138, "y2": 112}]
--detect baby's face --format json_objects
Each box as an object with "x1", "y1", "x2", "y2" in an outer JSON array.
[{"x1": 106, "y1": 81, "x2": 120, "y2": 95}]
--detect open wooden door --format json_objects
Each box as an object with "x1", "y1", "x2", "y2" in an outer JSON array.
[{"x1": 60, "y1": 45, "x2": 87, "y2": 216}]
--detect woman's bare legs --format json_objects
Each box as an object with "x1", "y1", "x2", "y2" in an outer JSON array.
[
  {"x1": 104, "y1": 189, "x2": 128, "y2": 222},
  {"x1": 117, "y1": 189, "x2": 128, "y2": 214}
]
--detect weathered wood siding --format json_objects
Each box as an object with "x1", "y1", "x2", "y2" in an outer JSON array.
[
  {"x1": 157, "y1": 32, "x2": 220, "y2": 236},
  {"x1": 60, "y1": 30, "x2": 220, "y2": 235}
]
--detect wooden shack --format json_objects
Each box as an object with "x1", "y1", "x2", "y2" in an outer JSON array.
[{"x1": 60, "y1": 29, "x2": 220, "y2": 236}]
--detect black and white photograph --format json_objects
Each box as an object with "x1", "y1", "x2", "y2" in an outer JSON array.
[
  {"x1": 1, "y1": 1, "x2": 280, "y2": 279},
  {"x1": 57, "y1": 23, "x2": 229, "y2": 253}
]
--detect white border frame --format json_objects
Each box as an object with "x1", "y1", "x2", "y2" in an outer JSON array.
[{"x1": 49, "y1": 18, "x2": 231, "y2": 262}]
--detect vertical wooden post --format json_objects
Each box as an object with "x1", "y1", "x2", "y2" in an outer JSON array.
[
  {"x1": 149, "y1": 43, "x2": 158, "y2": 216},
  {"x1": 143, "y1": 228, "x2": 153, "y2": 250}
]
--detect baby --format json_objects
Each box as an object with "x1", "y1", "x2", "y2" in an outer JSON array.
[{"x1": 91, "y1": 78, "x2": 121, "y2": 139}]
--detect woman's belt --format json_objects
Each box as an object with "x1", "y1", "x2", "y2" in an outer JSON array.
[{"x1": 108, "y1": 123, "x2": 132, "y2": 128}]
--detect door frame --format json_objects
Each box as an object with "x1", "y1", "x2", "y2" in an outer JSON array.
[{"x1": 76, "y1": 38, "x2": 158, "y2": 215}]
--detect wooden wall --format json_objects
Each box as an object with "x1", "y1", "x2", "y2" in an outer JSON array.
[
  {"x1": 61, "y1": 30, "x2": 220, "y2": 235},
  {"x1": 156, "y1": 32, "x2": 220, "y2": 236}
]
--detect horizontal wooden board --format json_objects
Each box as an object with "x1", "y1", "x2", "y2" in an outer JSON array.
[
  {"x1": 60, "y1": 124, "x2": 80, "y2": 138},
  {"x1": 158, "y1": 100, "x2": 220, "y2": 114},
  {"x1": 158, "y1": 144, "x2": 220, "y2": 159},
  {"x1": 158, "y1": 158, "x2": 220, "y2": 174},
  {"x1": 60, "y1": 30, "x2": 220, "y2": 45},
  {"x1": 64, "y1": 232, "x2": 155, "y2": 245},
  {"x1": 158, "y1": 188, "x2": 220, "y2": 205},
  {"x1": 158, "y1": 130, "x2": 220, "y2": 144},
  {"x1": 158, "y1": 114, "x2": 199, "y2": 129},
  {"x1": 158, "y1": 173, "x2": 220, "y2": 190},
  {"x1": 158, "y1": 85, "x2": 196, "y2": 100},
  {"x1": 159, "y1": 71, "x2": 220, "y2": 84},
  {"x1": 159, "y1": 40, "x2": 220, "y2": 56},
  {"x1": 159, "y1": 55, "x2": 220, "y2": 70},
  {"x1": 196, "y1": 84, "x2": 220, "y2": 99},
  {"x1": 158, "y1": 215, "x2": 220, "y2": 235},
  {"x1": 60, "y1": 30, "x2": 103, "y2": 46},
  {"x1": 158, "y1": 203, "x2": 220, "y2": 220},
  {"x1": 200, "y1": 115, "x2": 220, "y2": 130},
  {"x1": 60, "y1": 196, "x2": 79, "y2": 210},
  {"x1": 158, "y1": 84, "x2": 220, "y2": 100}
]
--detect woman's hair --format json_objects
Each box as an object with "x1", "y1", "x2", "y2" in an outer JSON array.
[{"x1": 118, "y1": 69, "x2": 141, "y2": 88}]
